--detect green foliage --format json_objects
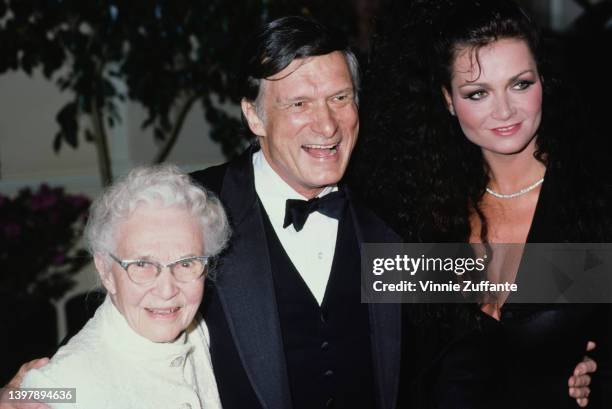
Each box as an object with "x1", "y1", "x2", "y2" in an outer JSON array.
[{"x1": 0, "y1": 0, "x2": 358, "y2": 184}]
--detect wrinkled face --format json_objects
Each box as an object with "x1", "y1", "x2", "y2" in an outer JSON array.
[
  {"x1": 242, "y1": 51, "x2": 359, "y2": 199},
  {"x1": 443, "y1": 38, "x2": 543, "y2": 159},
  {"x1": 95, "y1": 205, "x2": 205, "y2": 343}
]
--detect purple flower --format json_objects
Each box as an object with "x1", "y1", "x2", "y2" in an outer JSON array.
[
  {"x1": 29, "y1": 185, "x2": 59, "y2": 211},
  {"x1": 2, "y1": 183, "x2": 91, "y2": 300},
  {"x1": 67, "y1": 195, "x2": 91, "y2": 210}
]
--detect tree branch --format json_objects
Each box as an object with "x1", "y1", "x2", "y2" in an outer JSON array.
[
  {"x1": 91, "y1": 90, "x2": 113, "y2": 186},
  {"x1": 152, "y1": 93, "x2": 198, "y2": 164}
]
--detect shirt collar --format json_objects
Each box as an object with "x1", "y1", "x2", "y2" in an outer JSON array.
[{"x1": 253, "y1": 150, "x2": 337, "y2": 226}]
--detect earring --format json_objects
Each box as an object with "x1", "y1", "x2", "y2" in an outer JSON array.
[{"x1": 449, "y1": 105, "x2": 456, "y2": 116}]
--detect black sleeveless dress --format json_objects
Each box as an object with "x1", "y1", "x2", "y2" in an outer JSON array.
[{"x1": 399, "y1": 173, "x2": 612, "y2": 409}]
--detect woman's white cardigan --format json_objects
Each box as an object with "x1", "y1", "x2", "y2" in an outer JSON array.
[{"x1": 22, "y1": 296, "x2": 222, "y2": 409}]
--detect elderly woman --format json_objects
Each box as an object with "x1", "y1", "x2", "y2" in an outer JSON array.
[{"x1": 20, "y1": 165, "x2": 229, "y2": 409}]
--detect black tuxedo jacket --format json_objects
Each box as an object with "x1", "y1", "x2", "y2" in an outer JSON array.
[{"x1": 191, "y1": 147, "x2": 401, "y2": 409}]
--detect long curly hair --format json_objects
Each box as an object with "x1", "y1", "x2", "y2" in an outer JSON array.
[{"x1": 350, "y1": 0, "x2": 610, "y2": 243}]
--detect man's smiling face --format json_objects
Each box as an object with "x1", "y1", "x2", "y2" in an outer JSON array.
[{"x1": 242, "y1": 51, "x2": 359, "y2": 199}]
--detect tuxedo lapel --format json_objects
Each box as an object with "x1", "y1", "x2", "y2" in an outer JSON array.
[
  {"x1": 345, "y1": 186, "x2": 402, "y2": 409},
  {"x1": 216, "y1": 149, "x2": 292, "y2": 409}
]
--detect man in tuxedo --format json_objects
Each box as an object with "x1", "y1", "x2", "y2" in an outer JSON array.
[{"x1": 191, "y1": 15, "x2": 401, "y2": 409}]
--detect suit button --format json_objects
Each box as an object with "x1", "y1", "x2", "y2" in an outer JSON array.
[
  {"x1": 320, "y1": 312, "x2": 327, "y2": 323},
  {"x1": 321, "y1": 341, "x2": 329, "y2": 351},
  {"x1": 171, "y1": 356, "x2": 184, "y2": 367},
  {"x1": 326, "y1": 397, "x2": 334, "y2": 407},
  {"x1": 324, "y1": 369, "x2": 334, "y2": 377}
]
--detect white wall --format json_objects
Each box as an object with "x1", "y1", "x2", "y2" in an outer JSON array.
[
  {"x1": 0, "y1": 71, "x2": 100, "y2": 196},
  {"x1": 0, "y1": 70, "x2": 231, "y2": 193}
]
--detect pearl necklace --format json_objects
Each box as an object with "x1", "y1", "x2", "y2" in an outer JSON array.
[{"x1": 485, "y1": 177, "x2": 544, "y2": 199}]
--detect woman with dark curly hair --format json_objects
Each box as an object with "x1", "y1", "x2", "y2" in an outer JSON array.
[{"x1": 351, "y1": 0, "x2": 612, "y2": 407}]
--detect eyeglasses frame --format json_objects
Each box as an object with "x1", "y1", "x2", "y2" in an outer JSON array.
[{"x1": 108, "y1": 253, "x2": 210, "y2": 284}]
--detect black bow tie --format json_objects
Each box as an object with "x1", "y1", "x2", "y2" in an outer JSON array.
[{"x1": 283, "y1": 190, "x2": 347, "y2": 232}]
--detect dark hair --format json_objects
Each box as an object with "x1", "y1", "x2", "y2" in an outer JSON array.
[
  {"x1": 350, "y1": 0, "x2": 610, "y2": 243},
  {"x1": 433, "y1": 0, "x2": 540, "y2": 91},
  {"x1": 241, "y1": 15, "x2": 360, "y2": 105},
  {"x1": 432, "y1": 0, "x2": 543, "y2": 241}
]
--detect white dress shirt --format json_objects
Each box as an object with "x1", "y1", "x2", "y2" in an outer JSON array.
[
  {"x1": 253, "y1": 150, "x2": 339, "y2": 305},
  {"x1": 22, "y1": 296, "x2": 222, "y2": 409}
]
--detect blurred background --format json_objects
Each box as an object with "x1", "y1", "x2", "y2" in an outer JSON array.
[{"x1": 0, "y1": 0, "x2": 610, "y2": 384}]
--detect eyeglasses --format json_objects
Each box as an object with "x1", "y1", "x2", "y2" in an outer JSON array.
[{"x1": 108, "y1": 253, "x2": 209, "y2": 284}]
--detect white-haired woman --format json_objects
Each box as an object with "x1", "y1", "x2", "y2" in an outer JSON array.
[{"x1": 21, "y1": 165, "x2": 230, "y2": 409}]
